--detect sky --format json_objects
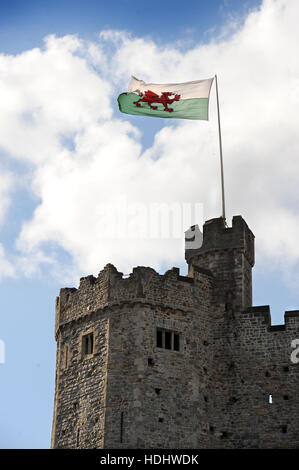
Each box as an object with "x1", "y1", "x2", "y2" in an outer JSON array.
[{"x1": 0, "y1": 0, "x2": 298, "y2": 448}]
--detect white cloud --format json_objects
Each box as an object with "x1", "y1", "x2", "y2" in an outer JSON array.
[
  {"x1": 0, "y1": 0, "x2": 298, "y2": 286},
  {"x1": 0, "y1": 244, "x2": 15, "y2": 279},
  {"x1": 0, "y1": 169, "x2": 14, "y2": 226},
  {"x1": 0, "y1": 34, "x2": 112, "y2": 165}
]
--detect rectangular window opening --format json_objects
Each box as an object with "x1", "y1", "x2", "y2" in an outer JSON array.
[
  {"x1": 156, "y1": 328, "x2": 180, "y2": 352},
  {"x1": 173, "y1": 333, "x2": 180, "y2": 351},
  {"x1": 165, "y1": 331, "x2": 172, "y2": 350},
  {"x1": 82, "y1": 332, "x2": 94, "y2": 356},
  {"x1": 156, "y1": 329, "x2": 163, "y2": 348},
  {"x1": 120, "y1": 411, "x2": 124, "y2": 443},
  {"x1": 64, "y1": 345, "x2": 68, "y2": 368}
]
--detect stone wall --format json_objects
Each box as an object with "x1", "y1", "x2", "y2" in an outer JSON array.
[
  {"x1": 202, "y1": 304, "x2": 299, "y2": 448},
  {"x1": 52, "y1": 260, "x2": 221, "y2": 448},
  {"x1": 51, "y1": 215, "x2": 299, "y2": 449},
  {"x1": 186, "y1": 216, "x2": 255, "y2": 309},
  {"x1": 51, "y1": 314, "x2": 109, "y2": 448},
  {"x1": 103, "y1": 270, "x2": 218, "y2": 448}
]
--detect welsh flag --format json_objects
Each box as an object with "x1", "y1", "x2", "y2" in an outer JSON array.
[{"x1": 118, "y1": 76, "x2": 214, "y2": 120}]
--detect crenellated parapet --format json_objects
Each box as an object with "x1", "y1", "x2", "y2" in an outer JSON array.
[
  {"x1": 241, "y1": 306, "x2": 299, "y2": 332},
  {"x1": 55, "y1": 262, "x2": 218, "y2": 338},
  {"x1": 52, "y1": 213, "x2": 299, "y2": 449},
  {"x1": 186, "y1": 216, "x2": 255, "y2": 309},
  {"x1": 186, "y1": 215, "x2": 254, "y2": 265}
]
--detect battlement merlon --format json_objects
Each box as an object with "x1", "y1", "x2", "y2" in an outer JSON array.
[
  {"x1": 54, "y1": 263, "x2": 218, "y2": 338},
  {"x1": 242, "y1": 305, "x2": 299, "y2": 331},
  {"x1": 185, "y1": 215, "x2": 255, "y2": 266},
  {"x1": 185, "y1": 216, "x2": 255, "y2": 310}
]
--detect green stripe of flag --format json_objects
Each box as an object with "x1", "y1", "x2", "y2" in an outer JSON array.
[{"x1": 118, "y1": 93, "x2": 209, "y2": 120}]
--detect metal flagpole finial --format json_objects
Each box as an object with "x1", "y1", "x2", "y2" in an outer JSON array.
[{"x1": 214, "y1": 74, "x2": 226, "y2": 224}]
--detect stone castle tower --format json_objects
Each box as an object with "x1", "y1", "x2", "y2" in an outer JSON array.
[{"x1": 51, "y1": 216, "x2": 299, "y2": 448}]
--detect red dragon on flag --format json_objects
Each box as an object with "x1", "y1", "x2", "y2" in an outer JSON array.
[{"x1": 133, "y1": 90, "x2": 181, "y2": 112}]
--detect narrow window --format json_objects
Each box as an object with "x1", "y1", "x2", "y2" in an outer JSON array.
[
  {"x1": 120, "y1": 412, "x2": 124, "y2": 443},
  {"x1": 269, "y1": 394, "x2": 273, "y2": 404},
  {"x1": 82, "y1": 332, "x2": 94, "y2": 356},
  {"x1": 156, "y1": 330, "x2": 163, "y2": 348},
  {"x1": 64, "y1": 345, "x2": 68, "y2": 368},
  {"x1": 173, "y1": 333, "x2": 180, "y2": 351},
  {"x1": 165, "y1": 331, "x2": 171, "y2": 349},
  {"x1": 281, "y1": 425, "x2": 287, "y2": 434}
]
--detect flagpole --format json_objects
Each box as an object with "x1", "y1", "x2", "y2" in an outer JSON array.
[{"x1": 215, "y1": 74, "x2": 226, "y2": 222}]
